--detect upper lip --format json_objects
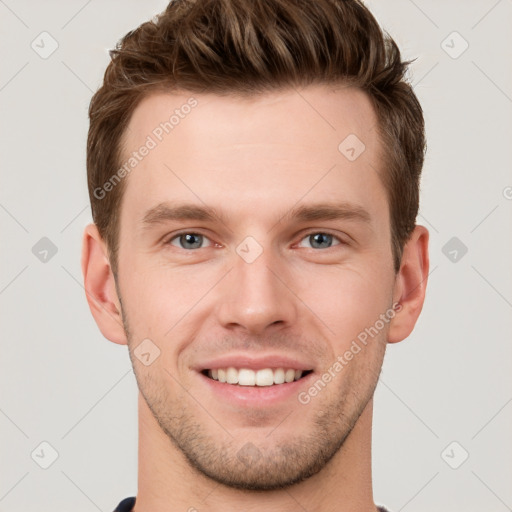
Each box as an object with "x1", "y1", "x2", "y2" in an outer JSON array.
[{"x1": 194, "y1": 354, "x2": 314, "y2": 372}]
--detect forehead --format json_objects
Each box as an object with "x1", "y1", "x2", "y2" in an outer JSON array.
[
  {"x1": 123, "y1": 85, "x2": 379, "y2": 155},
  {"x1": 119, "y1": 84, "x2": 386, "y2": 229}
]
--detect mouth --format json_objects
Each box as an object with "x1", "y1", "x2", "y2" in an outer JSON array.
[{"x1": 201, "y1": 367, "x2": 314, "y2": 387}]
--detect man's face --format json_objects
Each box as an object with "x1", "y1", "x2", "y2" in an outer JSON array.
[{"x1": 116, "y1": 84, "x2": 397, "y2": 489}]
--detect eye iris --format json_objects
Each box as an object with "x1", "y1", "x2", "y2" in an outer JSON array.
[
  {"x1": 180, "y1": 233, "x2": 202, "y2": 249},
  {"x1": 310, "y1": 233, "x2": 332, "y2": 249}
]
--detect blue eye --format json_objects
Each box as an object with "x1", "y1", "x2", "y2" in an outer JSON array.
[
  {"x1": 166, "y1": 232, "x2": 342, "y2": 251},
  {"x1": 168, "y1": 233, "x2": 212, "y2": 250},
  {"x1": 298, "y1": 232, "x2": 341, "y2": 249}
]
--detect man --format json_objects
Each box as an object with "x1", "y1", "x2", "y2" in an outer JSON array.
[{"x1": 82, "y1": 0, "x2": 429, "y2": 510}]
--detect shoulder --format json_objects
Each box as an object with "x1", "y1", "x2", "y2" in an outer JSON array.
[{"x1": 112, "y1": 496, "x2": 136, "y2": 512}]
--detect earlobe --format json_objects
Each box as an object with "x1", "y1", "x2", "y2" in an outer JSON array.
[
  {"x1": 81, "y1": 223, "x2": 128, "y2": 345},
  {"x1": 388, "y1": 225, "x2": 430, "y2": 344}
]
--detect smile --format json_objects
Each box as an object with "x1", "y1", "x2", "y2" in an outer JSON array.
[{"x1": 203, "y1": 367, "x2": 314, "y2": 386}]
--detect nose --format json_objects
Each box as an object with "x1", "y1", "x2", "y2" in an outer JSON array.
[{"x1": 214, "y1": 244, "x2": 298, "y2": 336}]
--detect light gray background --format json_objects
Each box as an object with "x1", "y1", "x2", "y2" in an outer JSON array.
[{"x1": 1, "y1": 1, "x2": 511, "y2": 511}]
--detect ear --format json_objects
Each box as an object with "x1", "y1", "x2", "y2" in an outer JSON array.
[
  {"x1": 81, "y1": 223, "x2": 127, "y2": 345},
  {"x1": 388, "y1": 225, "x2": 429, "y2": 344}
]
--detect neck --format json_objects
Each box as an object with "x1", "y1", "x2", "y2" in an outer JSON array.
[{"x1": 133, "y1": 392, "x2": 379, "y2": 512}]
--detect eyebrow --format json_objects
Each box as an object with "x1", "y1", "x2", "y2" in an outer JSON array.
[
  {"x1": 140, "y1": 201, "x2": 372, "y2": 229},
  {"x1": 284, "y1": 202, "x2": 372, "y2": 224},
  {"x1": 142, "y1": 203, "x2": 223, "y2": 226}
]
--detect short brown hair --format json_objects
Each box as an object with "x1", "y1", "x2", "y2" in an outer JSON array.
[{"x1": 87, "y1": 0, "x2": 425, "y2": 274}]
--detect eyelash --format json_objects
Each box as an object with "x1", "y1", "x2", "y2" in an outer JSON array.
[{"x1": 164, "y1": 230, "x2": 346, "y2": 250}]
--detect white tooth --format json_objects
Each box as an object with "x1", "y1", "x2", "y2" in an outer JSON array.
[
  {"x1": 273, "y1": 368, "x2": 285, "y2": 384},
  {"x1": 213, "y1": 367, "x2": 303, "y2": 386},
  {"x1": 285, "y1": 369, "x2": 295, "y2": 383},
  {"x1": 226, "y1": 367, "x2": 239, "y2": 384},
  {"x1": 256, "y1": 368, "x2": 274, "y2": 386},
  {"x1": 238, "y1": 368, "x2": 256, "y2": 386}
]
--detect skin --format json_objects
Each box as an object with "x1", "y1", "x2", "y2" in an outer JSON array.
[{"x1": 82, "y1": 84, "x2": 429, "y2": 512}]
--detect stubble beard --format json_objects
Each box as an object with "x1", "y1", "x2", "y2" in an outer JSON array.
[{"x1": 121, "y1": 304, "x2": 386, "y2": 491}]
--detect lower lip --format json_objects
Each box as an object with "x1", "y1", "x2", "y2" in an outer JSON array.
[{"x1": 199, "y1": 372, "x2": 314, "y2": 408}]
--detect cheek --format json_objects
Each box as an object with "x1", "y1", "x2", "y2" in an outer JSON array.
[
  {"x1": 118, "y1": 263, "x2": 168, "y2": 337},
  {"x1": 297, "y1": 265, "x2": 393, "y2": 347},
  {"x1": 119, "y1": 256, "x2": 213, "y2": 339},
  {"x1": 121, "y1": 269, "x2": 189, "y2": 377}
]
